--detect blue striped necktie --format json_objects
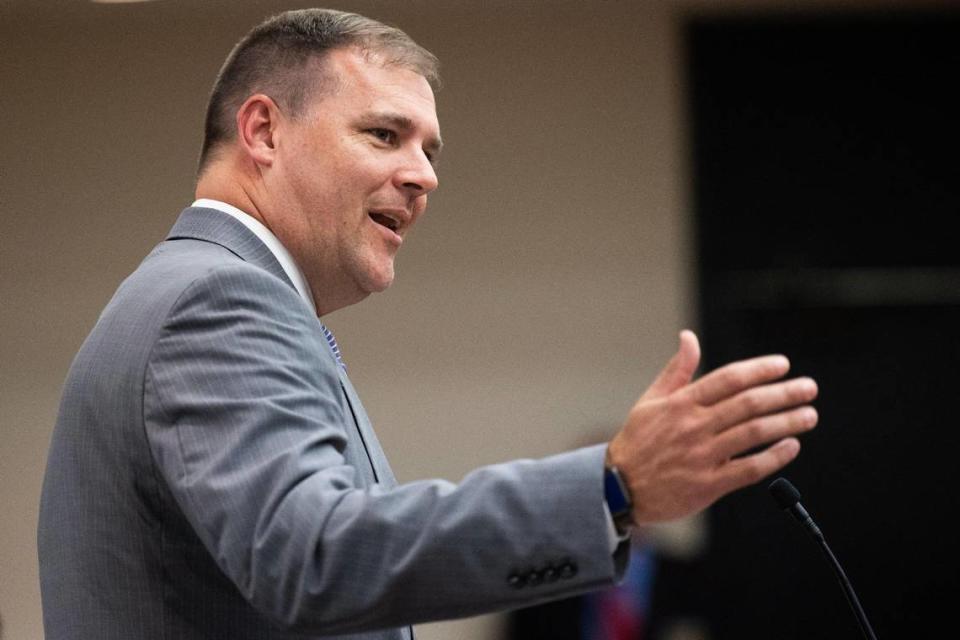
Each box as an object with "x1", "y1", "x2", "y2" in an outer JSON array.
[{"x1": 320, "y1": 324, "x2": 346, "y2": 370}]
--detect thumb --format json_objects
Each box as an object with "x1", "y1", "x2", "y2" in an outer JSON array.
[{"x1": 642, "y1": 329, "x2": 701, "y2": 400}]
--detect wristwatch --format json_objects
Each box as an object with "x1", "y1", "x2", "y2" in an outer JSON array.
[{"x1": 603, "y1": 465, "x2": 634, "y2": 533}]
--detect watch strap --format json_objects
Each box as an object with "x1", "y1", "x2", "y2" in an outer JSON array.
[{"x1": 603, "y1": 465, "x2": 634, "y2": 532}]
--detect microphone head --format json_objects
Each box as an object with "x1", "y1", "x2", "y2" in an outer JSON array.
[{"x1": 769, "y1": 477, "x2": 801, "y2": 509}]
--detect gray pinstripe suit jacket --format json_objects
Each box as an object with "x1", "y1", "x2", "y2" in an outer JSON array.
[{"x1": 38, "y1": 207, "x2": 627, "y2": 639}]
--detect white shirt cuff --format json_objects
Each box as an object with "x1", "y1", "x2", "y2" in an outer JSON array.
[{"x1": 603, "y1": 500, "x2": 631, "y2": 552}]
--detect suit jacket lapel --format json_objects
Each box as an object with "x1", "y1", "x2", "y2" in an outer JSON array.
[
  {"x1": 337, "y1": 368, "x2": 398, "y2": 488},
  {"x1": 167, "y1": 206, "x2": 398, "y2": 489},
  {"x1": 166, "y1": 206, "x2": 293, "y2": 291}
]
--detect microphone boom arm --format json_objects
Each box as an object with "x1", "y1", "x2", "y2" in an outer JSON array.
[{"x1": 769, "y1": 477, "x2": 879, "y2": 640}]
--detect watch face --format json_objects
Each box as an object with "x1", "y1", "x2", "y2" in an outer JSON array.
[{"x1": 604, "y1": 467, "x2": 631, "y2": 514}]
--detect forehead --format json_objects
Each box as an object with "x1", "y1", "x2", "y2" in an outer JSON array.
[{"x1": 313, "y1": 48, "x2": 440, "y2": 132}]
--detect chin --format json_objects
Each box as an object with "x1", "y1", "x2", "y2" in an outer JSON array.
[
  {"x1": 350, "y1": 252, "x2": 397, "y2": 296},
  {"x1": 368, "y1": 276, "x2": 395, "y2": 293},
  {"x1": 362, "y1": 267, "x2": 396, "y2": 294}
]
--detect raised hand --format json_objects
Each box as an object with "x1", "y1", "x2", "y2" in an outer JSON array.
[{"x1": 607, "y1": 330, "x2": 818, "y2": 524}]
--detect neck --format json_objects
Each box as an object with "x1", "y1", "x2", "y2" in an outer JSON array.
[
  {"x1": 195, "y1": 159, "x2": 371, "y2": 318},
  {"x1": 195, "y1": 163, "x2": 267, "y2": 228}
]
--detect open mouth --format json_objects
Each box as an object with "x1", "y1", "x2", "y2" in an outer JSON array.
[{"x1": 369, "y1": 212, "x2": 399, "y2": 233}]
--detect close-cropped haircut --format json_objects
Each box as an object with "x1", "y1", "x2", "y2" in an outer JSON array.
[{"x1": 197, "y1": 8, "x2": 440, "y2": 175}]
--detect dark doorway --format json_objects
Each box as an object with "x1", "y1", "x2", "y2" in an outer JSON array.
[{"x1": 651, "y1": 9, "x2": 960, "y2": 640}]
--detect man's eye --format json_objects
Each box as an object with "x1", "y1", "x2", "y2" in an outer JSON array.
[{"x1": 369, "y1": 128, "x2": 396, "y2": 144}]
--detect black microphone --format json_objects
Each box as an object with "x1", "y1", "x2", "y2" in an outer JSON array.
[{"x1": 768, "y1": 478, "x2": 878, "y2": 640}]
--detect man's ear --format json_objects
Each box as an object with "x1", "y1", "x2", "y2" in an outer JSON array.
[{"x1": 236, "y1": 94, "x2": 282, "y2": 168}]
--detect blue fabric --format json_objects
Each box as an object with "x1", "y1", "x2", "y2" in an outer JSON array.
[{"x1": 321, "y1": 323, "x2": 346, "y2": 369}]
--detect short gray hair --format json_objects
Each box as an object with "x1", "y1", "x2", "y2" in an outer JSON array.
[{"x1": 198, "y1": 8, "x2": 440, "y2": 174}]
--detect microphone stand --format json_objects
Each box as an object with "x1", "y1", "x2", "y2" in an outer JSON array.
[
  {"x1": 769, "y1": 478, "x2": 878, "y2": 640},
  {"x1": 813, "y1": 531, "x2": 878, "y2": 640}
]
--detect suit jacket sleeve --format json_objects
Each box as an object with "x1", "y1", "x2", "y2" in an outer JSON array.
[{"x1": 143, "y1": 263, "x2": 627, "y2": 635}]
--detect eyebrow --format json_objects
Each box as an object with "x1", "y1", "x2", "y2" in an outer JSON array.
[{"x1": 365, "y1": 111, "x2": 444, "y2": 159}]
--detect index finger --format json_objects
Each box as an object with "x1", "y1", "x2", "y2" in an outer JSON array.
[{"x1": 686, "y1": 354, "x2": 791, "y2": 406}]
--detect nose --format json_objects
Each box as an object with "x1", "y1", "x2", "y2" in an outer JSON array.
[{"x1": 394, "y1": 151, "x2": 439, "y2": 197}]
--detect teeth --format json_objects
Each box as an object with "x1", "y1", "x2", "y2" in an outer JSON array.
[{"x1": 369, "y1": 212, "x2": 398, "y2": 231}]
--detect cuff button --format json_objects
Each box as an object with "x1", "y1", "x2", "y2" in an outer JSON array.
[{"x1": 559, "y1": 561, "x2": 578, "y2": 579}]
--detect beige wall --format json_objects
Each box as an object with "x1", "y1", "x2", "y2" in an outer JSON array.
[{"x1": 1, "y1": 1, "x2": 694, "y2": 637}]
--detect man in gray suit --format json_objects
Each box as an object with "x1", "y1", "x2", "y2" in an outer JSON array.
[{"x1": 38, "y1": 9, "x2": 818, "y2": 639}]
